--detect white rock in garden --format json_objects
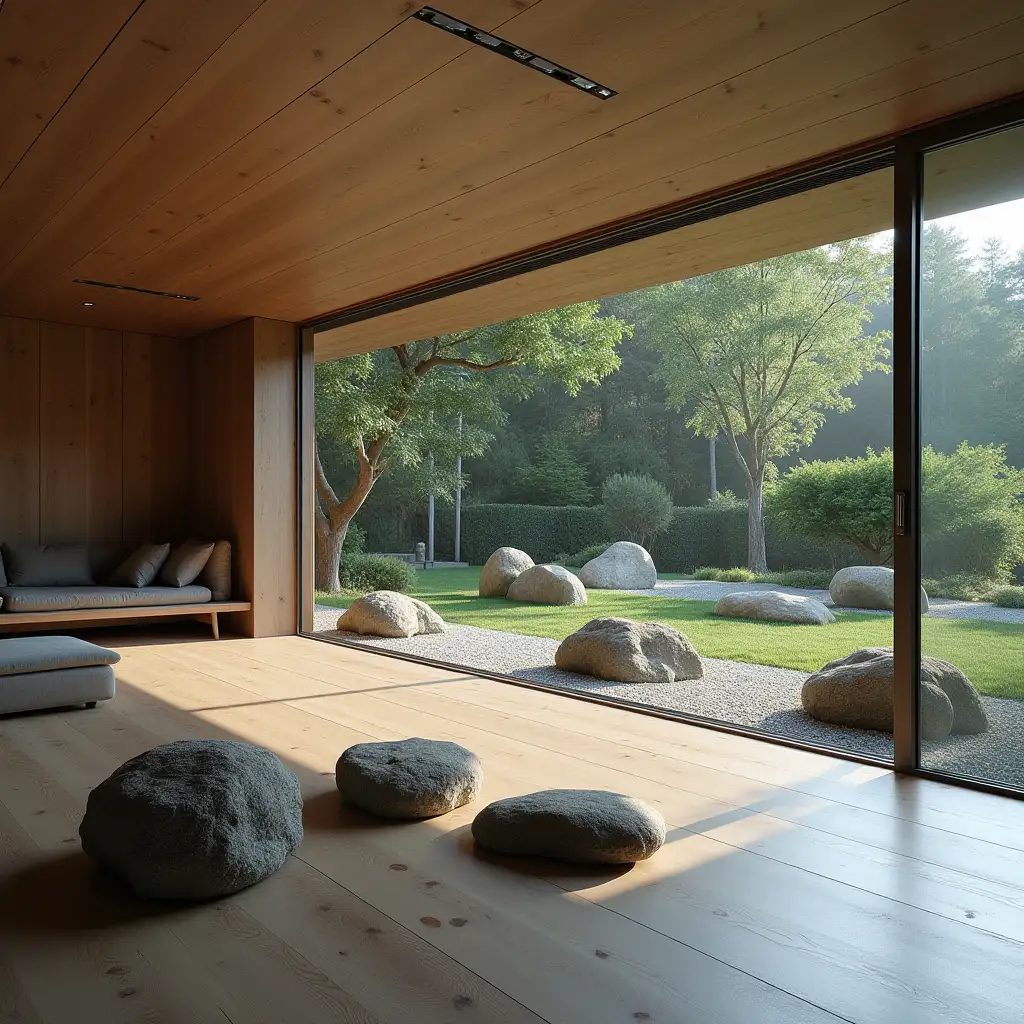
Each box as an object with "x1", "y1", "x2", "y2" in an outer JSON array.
[
  {"x1": 714, "y1": 590, "x2": 836, "y2": 625},
  {"x1": 578, "y1": 541, "x2": 657, "y2": 590},
  {"x1": 336, "y1": 737, "x2": 483, "y2": 819},
  {"x1": 79, "y1": 739, "x2": 303, "y2": 899},
  {"x1": 472, "y1": 789, "x2": 665, "y2": 864},
  {"x1": 555, "y1": 617, "x2": 702, "y2": 683},
  {"x1": 506, "y1": 564, "x2": 587, "y2": 606},
  {"x1": 337, "y1": 590, "x2": 445, "y2": 638},
  {"x1": 801, "y1": 646, "x2": 987, "y2": 739},
  {"x1": 829, "y1": 565, "x2": 930, "y2": 612},
  {"x1": 479, "y1": 547, "x2": 535, "y2": 597}
]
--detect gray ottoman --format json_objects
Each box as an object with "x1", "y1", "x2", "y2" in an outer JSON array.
[{"x1": 0, "y1": 636, "x2": 118, "y2": 715}]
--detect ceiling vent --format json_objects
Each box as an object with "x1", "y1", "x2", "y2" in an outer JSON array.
[
  {"x1": 73, "y1": 278, "x2": 200, "y2": 301},
  {"x1": 413, "y1": 6, "x2": 616, "y2": 99}
]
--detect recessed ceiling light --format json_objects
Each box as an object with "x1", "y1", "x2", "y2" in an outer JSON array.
[
  {"x1": 73, "y1": 278, "x2": 200, "y2": 302},
  {"x1": 413, "y1": 6, "x2": 617, "y2": 100},
  {"x1": 81, "y1": 301, "x2": 95, "y2": 307}
]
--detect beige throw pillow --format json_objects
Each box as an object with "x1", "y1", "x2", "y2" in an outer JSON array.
[
  {"x1": 198, "y1": 540, "x2": 232, "y2": 601},
  {"x1": 110, "y1": 543, "x2": 171, "y2": 588},
  {"x1": 160, "y1": 541, "x2": 215, "y2": 587}
]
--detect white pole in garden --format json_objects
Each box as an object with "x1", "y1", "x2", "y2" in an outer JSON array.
[{"x1": 455, "y1": 412, "x2": 463, "y2": 563}]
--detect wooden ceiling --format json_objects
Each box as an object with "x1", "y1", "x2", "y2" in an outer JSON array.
[{"x1": 0, "y1": 0, "x2": 1022, "y2": 340}]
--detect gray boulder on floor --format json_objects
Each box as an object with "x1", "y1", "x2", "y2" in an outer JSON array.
[
  {"x1": 714, "y1": 590, "x2": 837, "y2": 625},
  {"x1": 506, "y1": 564, "x2": 587, "y2": 606},
  {"x1": 555, "y1": 617, "x2": 703, "y2": 683},
  {"x1": 79, "y1": 739, "x2": 303, "y2": 900},
  {"x1": 337, "y1": 590, "x2": 446, "y2": 638},
  {"x1": 479, "y1": 547, "x2": 535, "y2": 597},
  {"x1": 829, "y1": 566, "x2": 930, "y2": 612},
  {"x1": 801, "y1": 647, "x2": 987, "y2": 739},
  {"x1": 578, "y1": 542, "x2": 657, "y2": 591},
  {"x1": 337, "y1": 737, "x2": 483, "y2": 819},
  {"x1": 472, "y1": 789, "x2": 665, "y2": 864}
]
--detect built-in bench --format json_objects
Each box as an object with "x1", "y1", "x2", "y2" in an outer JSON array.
[{"x1": 0, "y1": 601, "x2": 252, "y2": 640}]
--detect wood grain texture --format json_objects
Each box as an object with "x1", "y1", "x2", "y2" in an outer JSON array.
[
  {"x1": 0, "y1": 316, "x2": 40, "y2": 543},
  {"x1": 0, "y1": 1, "x2": 1020, "y2": 337},
  {"x1": 4, "y1": 632, "x2": 1024, "y2": 1023}
]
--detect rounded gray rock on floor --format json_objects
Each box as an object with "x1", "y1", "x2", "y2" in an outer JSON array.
[
  {"x1": 714, "y1": 590, "x2": 836, "y2": 625},
  {"x1": 472, "y1": 789, "x2": 665, "y2": 864},
  {"x1": 480, "y1": 547, "x2": 534, "y2": 597},
  {"x1": 337, "y1": 590, "x2": 446, "y2": 638},
  {"x1": 555, "y1": 617, "x2": 702, "y2": 683},
  {"x1": 506, "y1": 564, "x2": 587, "y2": 606},
  {"x1": 579, "y1": 542, "x2": 657, "y2": 590},
  {"x1": 79, "y1": 739, "x2": 303, "y2": 900},
  {"x1": 336, "y1": 737, "x2": 483, "y2": 819}
]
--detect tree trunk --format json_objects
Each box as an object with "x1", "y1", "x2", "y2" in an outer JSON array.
[
  {"x1": 315, "y1": 514, "x2": 347, "y2": 594},
  {"x1": 314, "y1": 442, "x2": 376, "y2": 593},
  {"x1": 746, "y1": 470, "x2": 768, "y2": 573}
]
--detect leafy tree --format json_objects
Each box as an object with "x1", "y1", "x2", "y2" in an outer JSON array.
[
  {"x1": 315, "y1": 304, "x2": 629, "y2": 591},
  {"x1": 641, "y1": 240, "x2": 892, "y2": 571},
  {"x1": 516, "y1": 435, "x2": 593, "y2": 505},
  {"x1": 602, "y1": 472, "x2": 674, "y2": 548}
]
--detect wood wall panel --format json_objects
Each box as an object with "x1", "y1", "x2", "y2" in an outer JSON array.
[
  {"x1": 0, "y1": 317, "x2": 40, "y2": 544},
  {"x1": 85, "y1": 329, "x2": 124, "y2": 547}
]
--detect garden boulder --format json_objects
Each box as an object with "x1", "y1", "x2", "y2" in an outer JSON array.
[
  {"x1": 337, "y1": 591, "x2": 445, "y2": 638},
  {"x1": 555, "y1": 617, "x2": 702, "y2": 683},
  {"x1": 578, "y1": 541, "x2": 657, "y2": 590},
  {"x1": 714, "y1": 590, "x2": 836, "y2": 625},
  {"x1": 479, "y1": 547, "x2": 534, "y2": 597},
  {"x1": 801, "y1": 647, "x2": 987, "y2": 739},
  {"x1": 472, "y1": 789, "x2": 665, "y2": 864},
  {"x1": 829, "y1": 566, "x2": 930, "y2": 612},
  {"x1": 337, "y1": 738, "x2": 483, "y2": 819},
  {"x1": 79, "y1": 739, "x2": 303, "y2": 900},
  {"x1": 506, "y1": 564, "x2": 587, "y2": 606}
]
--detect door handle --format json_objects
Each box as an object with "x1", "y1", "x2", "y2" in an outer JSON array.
[{"x1": 894, "y1": 491, "x2": 907, "y2": 536}]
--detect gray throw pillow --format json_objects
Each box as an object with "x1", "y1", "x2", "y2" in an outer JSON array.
[
  {"x1": 2, "y1": 543, "x2": 94, "y2": 586},
  {"x1": 198, "y1": 540, "x2": 232, "y2": 601},
  {"x1": 110, "y1": 543, "x2": 171, "y2": 588},
  {"x1": 159, "y1": 541, "x2": 215, "y2": 587}
]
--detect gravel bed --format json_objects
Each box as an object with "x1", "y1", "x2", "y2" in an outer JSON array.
[{"x1": 313, "y1": 612, "x2": 1024, "y2": 789}]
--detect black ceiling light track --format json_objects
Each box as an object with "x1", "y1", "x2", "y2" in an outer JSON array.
[
  {"x1": 413, "y1": 6, "x2": 616, "y2": 100},
  {"x1": 73, "y1": 278, "x2": 200, "y2": 301}
]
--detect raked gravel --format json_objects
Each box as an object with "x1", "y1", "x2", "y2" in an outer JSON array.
[{"x1": 313, "y1": 608, "x2": 1024, "y2": 789}]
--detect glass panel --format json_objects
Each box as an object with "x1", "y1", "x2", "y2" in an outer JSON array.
[
  {"x1": 311, "y1": 168, "x2": 899, "y2": 761},
  {"x1": 920, "y1": 125, "x2": 1024, "y2": 789}
]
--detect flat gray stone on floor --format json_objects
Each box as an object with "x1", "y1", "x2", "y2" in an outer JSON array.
[
  {"x1": 479, "y1": 547, "x2": 534, "y2": 598},
  {"x1": 336, "y1": 737, "x2": 483, "y2": 819},
  {"x1": 579, "y1": 542, "x2": 657, "y2": 590},
  {"x1": 472, "y1": 789, "x2": 665, "y2": 863},
  {"x1": 507, "y1": 564, "x2": 587, "y2": 606},
  {"x1": 79, "y1": 739, "x2": 303, "y2": 900},
  {"x1": 555, "y1": 617, "x2": 702, "y2": 683},
  {"x1": 714, "y1": 590, "x2": 836, "y2": 625},
  {"x1": 337, "y1": 591, "x2": 445, "y2": 638}
]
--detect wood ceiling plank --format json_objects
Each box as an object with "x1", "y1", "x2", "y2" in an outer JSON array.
[
  {"x1": 94, "y1": 0, "x2": 898, "y2": 297},
  {"x1": 0, "y1": 0, "x2": 142, "y2": 183},
  {"x1": 0, "y1": 0, "x2": 481, "y2": 297},
  {"x1": 0, "y1": 0, "x2": 267, "y2": 274},
  {"x1": 238, "y1": 0, "x2": 1024, "y2": 320}
]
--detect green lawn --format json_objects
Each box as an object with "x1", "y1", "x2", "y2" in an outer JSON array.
[{"x1": 317, "y1": 567, "x2": 1024, "y2": 700}]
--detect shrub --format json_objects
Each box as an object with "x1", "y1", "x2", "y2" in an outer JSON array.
[
  {"x1": 453, "y1": 504, "x2": 607, "y2": 564},
  {"x1": 337, "y1": 554, "x2": 417, "y2": 593},
  {"x1": 343, "y1": 521, "x2": 366, "y2": 554},
  {"x1": 602, "y1": 473, "x2": 674, "y2": 548},
  {"x1": 757, "y1": 569, "x2": 834, "y2": 589},
  {"x1": 557, "y1": 542, "x2": 611, "y2": 567},
  {"x1": 693, "y1": 566, "x2": 723, "y2": 580},
  {"x1": 517, "y1": 436, "x2": 593, "y2": 506},
  {"x1": 987, "y1": 585, "x2": 1024, "y2": 608},
  {"x1": 692, "y1": 566, "x2": 756, "y2": 582},
  {"x1": 707, "y1": 489, "x2": 745, "y2": 510},
  {"x1": 921, "y1": 574, "x2": 994, "y2": 601}
]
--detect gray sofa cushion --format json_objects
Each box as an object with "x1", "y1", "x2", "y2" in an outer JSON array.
[
  {"x1": 110, "y1": 543, "x2": 171, "y2": 587},
  {"x1": 160, "y1": 541, "x2": 215, "y2": 587},
  {"x1": 198, "y1": 540, "x2": 232, "y2": 601},
  {"x1": 0, "y1": 664, "x2": 115, "y2": 715},
  {"x1": 3, "y1": 543, "x2": 93, "y2": 586},
  {"x1": 0, "y1": 585, "x2": 211, "y2": 613},
  {"x1": 0, "y1": 636, "x2": 120, "y2": 676}
]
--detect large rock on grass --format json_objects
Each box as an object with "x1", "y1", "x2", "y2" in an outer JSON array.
[
  {"x1": 555, "y1": 617, "x2": 702, "y2": 683},
  {"x1": 506, "y1": 564, "x2": 587, "y2": 606},
  {"x1": 79, "y1": 739, "x2": 303, "y2": 899},
  {"x1": 472, "y1": 789, "x2": 665, "y2": 864},
  {"x1": 801, "y1": 647, "x2": 987, "y2": 739},
  {"x1": 479, "y1": 547, "x2": 534, "y2": 597},
  {"x1": 337, "y1": 738, "x2": 483, "y2": 819},
  {"x1": 337, "y1": 591, "x2": 445, "y2": 638},
  {"x1": 578, "y1": 542, "x2": 657, "y2": 590},
  {"x1": 714, "y1": 590, "x2": 836, "y2": 625},
  {"x1": 829, "y1": 566, "x2": 930, "y2": 612}
]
